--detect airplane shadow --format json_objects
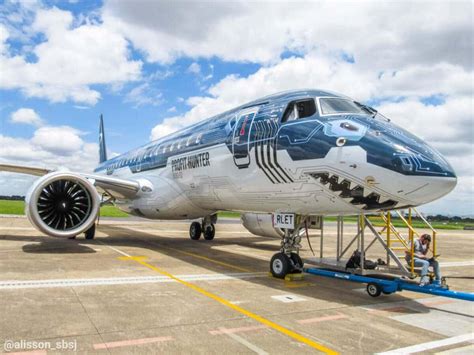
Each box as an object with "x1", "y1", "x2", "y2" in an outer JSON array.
[{"x1": 2, "y1": 225, "x2": 462, "y2": 315}]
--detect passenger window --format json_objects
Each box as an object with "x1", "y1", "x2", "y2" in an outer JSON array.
[
  {"x1": 186, "y1": 136, "x2": 193, "y2": 147},
  {"x1": 282, "y1": 99, "x2": 316, "y2": 123},
  {"x1": 196, "y1": 133, "x2": 203, "y2": 144}
]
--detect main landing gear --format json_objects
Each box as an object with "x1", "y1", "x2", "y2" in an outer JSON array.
[
  {"x1": 68, "y1": 223, "x2": 96, "y2": 240},
  {"x1": 270, "y1": 219, "x2": 305, "y2": 279},
  {"x1": 189, "y1": 215, "x2": 217, "y2": 241}
]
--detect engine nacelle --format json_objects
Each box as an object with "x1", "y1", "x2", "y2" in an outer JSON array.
[
  {"x1": 25, "y1": 172, "x2": 100, "y2": 238},
  {"x1": 241, "y1": 213, "x2": 284, "y2": 238}
]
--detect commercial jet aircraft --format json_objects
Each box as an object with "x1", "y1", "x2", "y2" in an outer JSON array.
[{"x1": 0, "y1": 89, "x2": 457, "y2": 278}]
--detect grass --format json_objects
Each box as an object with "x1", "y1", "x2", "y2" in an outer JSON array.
[
  {"x1": 0, "y1": 200, "x2": 24, "y2": 215},
  {"x1": 0, "y1": 199, "x2": 130, "y2": 218},
  {"x1": 0, "y1": 199, "x2": 471, "y2": 230}
]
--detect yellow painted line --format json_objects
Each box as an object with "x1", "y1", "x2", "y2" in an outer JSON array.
[{"x1": 120, "y1": 255, "x2": 337, "y2": 354}]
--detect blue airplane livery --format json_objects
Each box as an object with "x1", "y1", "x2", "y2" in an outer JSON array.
[{"x1": 0, "y1": 89, "x2": 456, "y2": 278}]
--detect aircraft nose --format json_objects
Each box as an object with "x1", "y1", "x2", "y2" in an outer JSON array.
[{"x1": 362, "y1": 118, "x2": 457, "y2": 205}]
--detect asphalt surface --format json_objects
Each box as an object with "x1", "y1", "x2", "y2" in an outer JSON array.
[{"x1": 0, "y1": 216, "x2": 473, "y2": 354}]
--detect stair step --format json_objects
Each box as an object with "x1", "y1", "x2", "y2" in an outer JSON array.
[{"x1": 390, "y1": 247, "x2": 409, "y2": 251}]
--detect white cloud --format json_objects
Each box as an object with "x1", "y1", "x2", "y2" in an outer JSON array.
[
  {"x1": 0, "y1": 135, "x2": 97, "y2": 170},
  {"x1": 151, "y1": 52, "x2": 472, "y2": 140},
  {"x1": 0, "y1": 6, "x2": 142, "y2": 105},
  {"x1": 0, "y1": 123, "x2": 99, "y2": 196},
  {"x1": 125, "y1": 82, "x2": 163, "y2": 107},
  {"x1": 31, "y1": 126, "x2": 84, "y2": 155},
  {"x1": 103, "y1": 0, "x2": 472, "y2": 69},
  {"x1": 187, "y1": 62, "x2": 201, "y2": 75},
  {"x1": 10, "y1": 108, "x2": 43, "y2": 126}
]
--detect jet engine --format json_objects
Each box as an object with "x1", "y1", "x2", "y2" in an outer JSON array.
[
  {"x1": 25, "y1": 172, "x2": 100, "y2": 238},
  {"x1": 241, "y1": 213, "x2": 284, "y2": 238}
]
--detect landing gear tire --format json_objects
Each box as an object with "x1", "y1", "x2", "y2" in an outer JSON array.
[
  {"x1": 189, "y1": 222, "x2": 202, "y2": 240},
  {"x1": 367, "y1": 282, "x2": 383, "y2": 297},
  {"x1": 270, "y1": 253, "x2": 291, "y2": 279},
  {"x1": 289, "y1": 253, "x2": 303, "y2": 273},
  {"x1": 203, "y1": 224, "x2": 215, "y2": 241},
  {"x1": 84, "y1": 224, "x2": 95, "y2": 240}
]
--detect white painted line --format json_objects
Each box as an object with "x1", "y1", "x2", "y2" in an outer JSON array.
[
  {"x1": 440, "y1": 261, "x2": 474, "y2": 267},
  {"x1": 0, "y1": 227, "x2": 36, "y2": 230},
  {"x1": 376, "y1": 333, "x2": 474, "y2": 354},
  {"x1": 0, "y1": 272, "x2": 267, "y2": 290},
  {"x1": 271, "y1": 294, "x2": 307, "y2": 303},
  {"x1": 219, "y1": 327, "x2": 268, "y2": 355},
  {"x1": 127, "y1": 229, "x2": 252, "y2": 235},
  {"x1": 97, "y1": 241, "x2": 132, "y2": 257},
  {"x1": 437, "y1": 344, "x2": 474, "y2": 354}
]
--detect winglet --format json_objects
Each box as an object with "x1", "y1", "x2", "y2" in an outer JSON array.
[{"x1": 99, "y1": 114, "x2": 108, "y2": 164}]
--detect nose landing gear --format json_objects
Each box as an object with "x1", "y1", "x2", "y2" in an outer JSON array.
[{"x1": 270, "y1": 220, "x2": 306, "y2": 279}]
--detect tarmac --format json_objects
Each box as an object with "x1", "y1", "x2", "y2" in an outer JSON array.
[{"x1": 0, "y1": 216, "x2": 473, "y2": 354}]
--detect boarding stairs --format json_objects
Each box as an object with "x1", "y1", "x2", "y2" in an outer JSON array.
[{"x1": 367, "y1": 207, "x2": 437, "y2": 278}]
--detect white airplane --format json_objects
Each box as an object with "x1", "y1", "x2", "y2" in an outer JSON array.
[{"x1": 1, "y1": 89, "x2": 456, "y2": 278}]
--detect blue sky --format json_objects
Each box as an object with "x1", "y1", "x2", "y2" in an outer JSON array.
[{"x1": 0, "y1": 0, "x2": 472, "y2": 216}]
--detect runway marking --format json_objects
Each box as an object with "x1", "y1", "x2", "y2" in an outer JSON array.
[
  {"x1": 218, "y1": 327, "x2": 269, "y2": 355},
  {"x1": 210, "y1": 325, "x2": 267, "y2": 335},
  {"x1": 297, "y1": 313, "x2": 348, "y2": 324},
  {"x1": 0, "y1": 272, "x2": 267, "y2": 290},
  {"x1": 93, "y1": 336, "x2": 173, "y2": 350},
  {"x1": 0, "y1": 227, "x2": 37, "y2": 230},
  {"x1": 5, "y1": 351, "x2": 47, "y2": 355},
  {"x1": 440, "y1": 261, "x2": 474, "y2": 267},
  {"x1": 114, "y1": 252, "x2": 337, "y2": 354},
  {"x1": 133, "y1": 228, "x2": 251, "y2": 235},
  {"x1": 376, "y1": 333, "x2": 474, "y2": 354}
]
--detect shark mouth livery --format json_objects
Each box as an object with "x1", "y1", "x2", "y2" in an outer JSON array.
[
  {"x1": 307, "y1": 172, "x2": 398, "y2": 210},
  {"x1": 0, "y1": 88, "x2": 457, "y2": 278}
]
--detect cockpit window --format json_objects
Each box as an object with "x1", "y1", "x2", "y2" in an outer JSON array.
[
  {"x1": 282, "y1": 99, "x2": 316, "y2": 123},
  {"x1": 319, "y1": 98, "x2": 367, "y2": 115}
]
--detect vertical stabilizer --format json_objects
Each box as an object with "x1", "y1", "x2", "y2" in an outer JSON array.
[{"x1": 99, "y1": 114, "x2": 108, "y2": 164}]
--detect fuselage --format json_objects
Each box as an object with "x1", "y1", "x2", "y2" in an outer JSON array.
[{"x1": 94, "y1": 89, "x2": 456, "y2": 219}]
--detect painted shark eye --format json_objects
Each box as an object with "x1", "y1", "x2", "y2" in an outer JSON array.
[
  {"x1": 336, "y1": 137, "x2": 347, "y2": 146},
  {"x1": 340, "y1": 122, "x2": 359, "y2": 131}
]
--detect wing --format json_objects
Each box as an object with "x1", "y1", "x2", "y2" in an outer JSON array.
[
  {"x1": 0, "y1": 163, "x2": 51, "y2": 176},
  {"x1": 0, "y1": 163, "x2": 140, "y2": 199}
]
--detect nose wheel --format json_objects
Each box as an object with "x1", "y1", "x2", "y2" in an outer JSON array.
[{"x1": 270, "y1": 218, "x2": 306, "y2": 279}]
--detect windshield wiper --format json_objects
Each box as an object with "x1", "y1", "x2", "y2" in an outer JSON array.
[{"x1": 355, "y1": 101, "x2": 377, "y2": 117}]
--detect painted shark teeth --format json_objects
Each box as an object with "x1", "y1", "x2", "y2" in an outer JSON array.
[{"x1": 307, "y1": 172, "x2": 398, "y2": 210}]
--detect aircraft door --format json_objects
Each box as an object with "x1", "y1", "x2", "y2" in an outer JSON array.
[{"x1": 232, "y1": 110, "x2": 257, "y2": 168}]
